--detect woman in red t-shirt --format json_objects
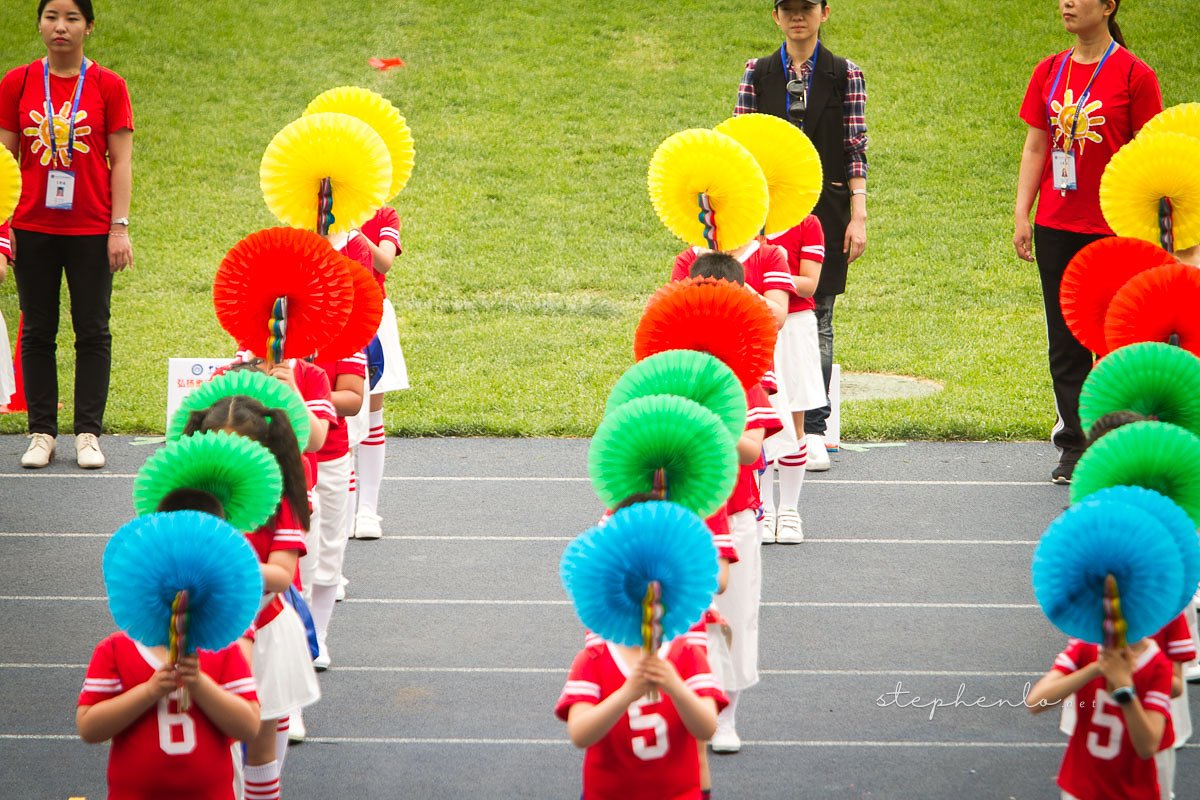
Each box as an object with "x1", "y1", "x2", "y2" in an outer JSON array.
[
  {"x1": 1012, "y1": 0, "x2": 1162, "y2": 484},
  {"x1": 0, "y1": 0, "x2": 134, "y2": 470}
]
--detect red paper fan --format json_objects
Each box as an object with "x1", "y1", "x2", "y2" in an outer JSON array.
[
  {"x1": 317, "y1": 255, "x2": 384, "y2": 361},
  {"x1": 1104, "y1": 263, "x2": 1200, "y2": 356},
  {"x1": 213, "y1": 228, "x2": 354, "y2": 359},
  {"x1": 634, "y1": 278, "x2": 777, "y2": 389},
  {"x1": 1060, "y1": 237, "x2": 1176, "y2": 355}
]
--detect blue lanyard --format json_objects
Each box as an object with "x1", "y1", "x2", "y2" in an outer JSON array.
[
  {"x1": 1046, "y1": 40, "x2": 1116, "y2": 152},
  {"x1": 42, "y1": 56, "x2": 88, "y2": 169},
  {"x1": 781, "y1": 41, "x2": 820, "y2": 119}
]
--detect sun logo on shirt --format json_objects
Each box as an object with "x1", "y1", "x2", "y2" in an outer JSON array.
[
  {"x1": 1051, "y1": 89, "x2": 1106, "y2": 155},
  {"x1": 23, "y1": 101, "x2": 92, "y2": 168}
]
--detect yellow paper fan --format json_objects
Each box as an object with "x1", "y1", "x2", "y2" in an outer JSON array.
[
  {"x1": 1140, "y1": 103, "x2": 1200, "y2": 143},
  {"x1": 305, "y1": 86, "x2": 415, "y2": 200},
  {"x1": 714, "y1": 113, "x2": 822, "y2": 235},
  {"x1": 1100, "y1": 132, "x2": 1200, "y2": 251},
  {"x1": 0, "y1": 146, "x2": 20, "y2": 223},
  {"x1": 647, "y1": 129, "x2": 768, "y2": 252},
  {"x1": 260, "y1": 112, "x2": 392, "y2": 235}
]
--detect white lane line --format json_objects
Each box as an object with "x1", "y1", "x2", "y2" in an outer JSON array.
[
  {"x1": 1, "y1": 474, "x2": 1052, "y2": 487},
  {"x1": 0, "y1": 532, "x2": 1038, "y2": 545},
  {"x1": 0, "y1": 664, "x2": 1043, "y2": 677},
  {"x1": 0, "y1": 596, "x2": 1037, "y2": 609}
]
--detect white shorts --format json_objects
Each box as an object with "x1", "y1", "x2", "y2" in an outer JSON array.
[
  {"x1": 252, "y1": 602, "x2": 321, "y2": 720},
  {"x1": 713, "y1": 509, "x2": 762, "y2": 691},
  {"x1": 301, "y1": 452, "x2": 352, "y2": 588},
  {"x1": 774, "y1": 310, "x2": 825, "y2": 412},
  {"x1": 371, "y1": 297, "x2": 409, "y2": 394},
  {"x1": 1156, "y1": 747, "x2": 1175, "y2": 800}
]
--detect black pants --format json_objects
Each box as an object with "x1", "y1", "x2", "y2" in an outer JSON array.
[
  {"x1": 12, "y1": 229, "x2": 113, "y2": 436},
  {"x1": 803, "y1": 294, "x2": 836, "y2": 435},
  {"x1": 1033, "y1": 224, "x2": 1106, "y2": 460}
]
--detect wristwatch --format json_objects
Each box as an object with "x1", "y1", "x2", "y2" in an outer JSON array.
[
  {"x1": 1111, "y1": 686, "x2": 1136, "y2": 705},
  {"x1": 111, "y1": 217, "x2": 129, "y2": 227}
]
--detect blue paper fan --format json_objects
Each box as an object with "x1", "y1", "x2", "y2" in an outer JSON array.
[
  {"x1": 1031, "y1": 498, "x2": 1185, "y2": 644},
  {"x1": 1084, "y1": 486, "x2": 1200, "y2": 614},
  {"x1": 103, "y1": 512, "x2": 264, "y2": 653},
  {"x1": 559, "y1": 501, "x2": 718, "y2": 646}
]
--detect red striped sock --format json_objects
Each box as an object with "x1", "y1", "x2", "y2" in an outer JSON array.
[{"x1": 244, "y1": 760, "x2": 281, "y2": 800}]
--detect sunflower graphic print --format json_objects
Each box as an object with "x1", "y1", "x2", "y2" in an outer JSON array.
[
  {"x1": 23, "y1": 99, "x2": 93, "y2": 168},
  {"x1": 1050, "y1": 89, "x2": 1106, "y2": 155}
]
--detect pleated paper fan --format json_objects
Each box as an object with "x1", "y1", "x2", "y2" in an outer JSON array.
[
  {"x1": 103, "y1": 512, "x2": 264, "y2": 653},
  {"x1": 1103, "y1": 263, "x2": 1200, "y2": 357},
  {"x1": 1080, "y1": 342, "x2": 1200, "y2": 436},
  {"x1": 1060, "y1": 237, "x2": 1176, "y2": 355},
  {"x1": 166, "y1": 367, "x2": 311, "y2": 451},
  {"x1": 305, "y1": 86, "x2": 415, "y2": 200},
  {"x1": 634, "y1": 278, "x2": 777, "y2": 389},
  {"x1": 1140, "y1": 103, "x2": 1200, "y2": 143},
  {"x1": 1083, "y1": 486, "x2": 1200, "y2": 614},
  {"x1": 605, "y1": 350, "x2": 747, "y2": 440},
  {"x1": 261, "y1": 112, "x2": 392, "y2": 234},
  {"x1": 713, "y1": 113, "x2": 822, "y2": 235},
  {"x1": 0, "y1": 146, "x2": 19, "y2": 222},
  {"x1": 588, "y1": 394, "x2": 737, "y2": 519},
  {"x1": 317, "y1": 255, "x2": 384, "y2": 362},
  {"x1": 132, "y1": 431, "x2": 283, "y2": 532},
  {"x1": 647, "y1": 129, "x2": 769, "y2": 251},
  {"x1": 1071, "y1": 421, "x2": 1200, "y2": 526},
  {"x1": 1100, "y1": 132, "x2": 1200, "y2": 251},
  {"x1": 1031, "y1": 498, "x2": 1185, "y2": 644},
  {"x1": 213, "y1": 227, "x2": 354, "y2": 360},
  {"x1": 560, "y1": 501, "x2": 719, "y2": 647}
]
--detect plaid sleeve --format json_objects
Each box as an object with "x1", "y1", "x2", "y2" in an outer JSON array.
[
  {"x1": 735, "y1": 60, "x2": 759, "y2": 116},
  {"x1": 843, "y1": 60, "x2": 868, "y2": 180}
]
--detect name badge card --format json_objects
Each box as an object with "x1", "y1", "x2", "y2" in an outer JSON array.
[
  {"x1": 45, "y1": 170, "x2": 76, "y2": 211},
  {"x1": 1052, "y1": 150, "x2": 1077, "y2": 192}
]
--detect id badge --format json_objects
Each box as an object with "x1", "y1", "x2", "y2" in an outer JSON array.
[
  {"x1": 45, "y1": 170, "x2": 76, "y2": 211},
  {"x1": 1052, "y1": 150, "x2": 1078, "y2": 192}
]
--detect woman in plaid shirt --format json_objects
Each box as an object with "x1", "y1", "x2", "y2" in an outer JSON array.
[{"x1": 736, "y1": 0, "x2": 868, "y2": 471}]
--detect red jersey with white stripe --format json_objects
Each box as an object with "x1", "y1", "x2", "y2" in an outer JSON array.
[
  {"x1": 672, "y1": 240, "x2": 798, "y2": 299},
  {"x1": 78, "y1": 632, "x2": 257, "y2": 800},
  {"x1": 597, "y1": 508, "x2": 736, "y2": 564},
  {"x1": 1053, "y1": 639, "x2": 1174, "y2": 800},
  {"x1": 555, "y1": 638, "x2": 728, "y2": 800},
  {"x1": 728, "y1": 384, "x2": 784, "y2": 514},
  {"x1": 1152, "y1": 614, "x2": 1197, "y2": 663},
  {"x1": 0, "y1": 221, "x2": 11, "y2": 260},
  {"x1": 313, "y1": 354, "x2": 367, "y2": 462},
  {"x1": 765, "y1": 216, "x2": 825, "y2": 314},
  {"x1": 247, "y1": 498, "x2": 307, "y2": 628},
  {"x1": 359, "y1": 207, "x2": 402, "y2": 297}
]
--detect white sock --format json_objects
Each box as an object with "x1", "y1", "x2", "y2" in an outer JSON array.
[
  {"x1": 777, "y1": 442, "x2": 808, "y2": 511},
  {"x1": 274, "y1": 718, "x2": 289, "y2": 772},
  {"x1": 357, "y1": 409, "x2": 386, "y2": 516},
  {"x1": 244, "y1": 759, "x2": 281, "y2": 800},
  {"x1": 346, "y1": 467, "x2": 358, "y2": 536},
  {"x1": 760, "y1": 464, "x2": 777, "y2": 515},
  {"x1": 718, "y1": 689, "x2": 740, "y2": 729},
  {"x1": 311, "y1": 583, "x2": 338, "y2": 641}
]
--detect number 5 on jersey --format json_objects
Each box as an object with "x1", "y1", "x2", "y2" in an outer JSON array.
[{"x1": 628, "y1": 698, "x2": 669, "y2": 761}]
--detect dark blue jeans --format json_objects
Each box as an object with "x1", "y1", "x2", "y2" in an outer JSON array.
[{"x1": 803, "y1": 294, "x2": 836, "y2": 436}]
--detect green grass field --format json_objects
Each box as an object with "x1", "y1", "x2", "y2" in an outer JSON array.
[{"x1": 0, "y1": 1, "x2": 1194, "y2": 438}]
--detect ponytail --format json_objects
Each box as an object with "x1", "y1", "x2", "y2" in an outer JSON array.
[{"x1": 1108, "y1": 0, "x2": 1127, "y2": 49}]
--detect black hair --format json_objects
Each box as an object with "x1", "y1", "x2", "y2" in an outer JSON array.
[
  {"x1": 38, "y1": 0, "x2": 95, "y2": 23},
  {"x1": 1087, "y1": 410, "x2": 1147, "y2": 445},
  {"x1": 689, "y1": 253, "x2": 746, "y2": 286},
  {"x1": 1107, "y1": 0, "x2": 1126, "y2": 49},
  {"x1": 614, "y1": 492, "x2": 661, "y2": 512},
  {"x1": 157, "y1": 488, "x2": 227, "y2": 519},
  {"x1": 182, "y1": 395, "x2": 311, "y2": 530}
]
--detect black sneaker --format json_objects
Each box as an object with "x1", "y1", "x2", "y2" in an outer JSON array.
[{"x1": 1051, "y1": 461, "x2": 1076, "y2": 485}]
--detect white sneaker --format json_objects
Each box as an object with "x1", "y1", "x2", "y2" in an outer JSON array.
[
  {"x1": 288, "y1": 711, "x2": 306, "y2": 743},
  {"x1": 1186, "y1": 660, "x2": 1200, "y2": 683},
  {"x1": 354, "y1": 511, "x2": 383, "y2": 540},
  {"x1": 710, "y1": 723, "x2": 741, "y2": 753},
  {"x1": 776, "y1": 508, "x2": 804, "y2": 544},
  {"x1": 314, "y1": 639, "x2": 331, "y2": 672},
  {"x1": 804, "y1": 434, "x2": 831, "y2": 472},
  {"x1": 75, "y1": 433, "x2": 105, "y2": 469},
  {"x1": 20, "y1": 433, "x2": 55, "y2": 469},
  {"x1": 760, "y1": 510, "x2": 776, "y2": 545},
  {"x1": 336, "y1": 575, "x2": 348, "y2": 602}
]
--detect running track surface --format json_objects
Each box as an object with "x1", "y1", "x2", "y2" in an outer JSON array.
[{"x1": 2, "y1": 437, "x2": 1197, "y2": 799}]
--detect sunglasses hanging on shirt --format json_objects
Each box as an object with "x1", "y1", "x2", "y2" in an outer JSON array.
[{"x1": 785, "y1": 79, "x2": 807, "y2": 124}]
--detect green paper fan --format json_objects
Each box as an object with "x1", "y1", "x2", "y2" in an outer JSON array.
[
  {"x1": 1071, "y1": 421, "x2": 1200, "y2": 526},
  {"x1": 1080, "y1": 343, "x2": 1200, "y2": 437},
  {"x1": 605, "y1": 350, "x2": 747, "y2": 441},
  {"x1": 588, "y1": 394, "x2": 737, "y2": 519},
  {"x1": 133, "y1": 432, "x2": 284, "y2": 532},
  {"x1": 167, "y1": 368, "x2": 311, "y2": 451}
]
